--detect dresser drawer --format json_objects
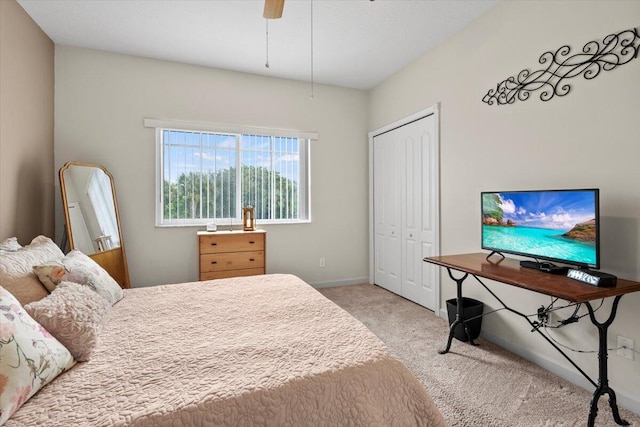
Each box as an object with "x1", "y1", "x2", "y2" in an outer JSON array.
[
  {"x1": 200, "y1": 251, "x2": 265, "y2": 273},
  {"x1": 200, "y1": 268, "x2": 265, "y2": 281},
  {"x1": 197, "y1": 230, "x2": 266, "y2": 281},
  {"x1": 199, "y1": 233, "x2": 265, "y2": 254}
]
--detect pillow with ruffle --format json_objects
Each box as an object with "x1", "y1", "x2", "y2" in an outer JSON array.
[
  {"x1": 24, "y1": 282, "x2": 112, "y2": 362},
  {"x1": 0, "y1": 286, "x2": 75, "y2": 425},
  {"x1": 33, "y1": 250, "x2": 123, "y2": 305},
  {"x1": 0, "y1": 236, "x2": 63, "y2": 305}
]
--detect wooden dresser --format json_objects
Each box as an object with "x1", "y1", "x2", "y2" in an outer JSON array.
[{"x1": 197, "y1": 230, "x2": 266, "y2": 280}]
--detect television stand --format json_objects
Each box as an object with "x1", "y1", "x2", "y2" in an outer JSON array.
[
  {"x1": 424, "y1": 253, "x2": 640, "y2": 427},
  {"x1": 485, "y1": 250, "x2": 505, "y2": 261}
]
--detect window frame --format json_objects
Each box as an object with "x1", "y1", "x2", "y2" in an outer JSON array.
[{"x1": 147, "y1": 119, "x2": 315, "y2": 227}]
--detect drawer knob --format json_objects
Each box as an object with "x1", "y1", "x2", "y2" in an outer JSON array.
[
  {"x1": 211, "y1": 261, "x2": 217, "y2": 265},
  {"x1": 249, "y1": 241, "x2": 255, "y2": 244},
  {"x1": 249, "y1": 258, "x2": 255, "y2": 262},
  {"x1": 210, "y1": 243, "x2": 217, "y2": 246}
]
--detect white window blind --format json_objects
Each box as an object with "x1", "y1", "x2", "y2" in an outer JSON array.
[{"x1": 146, "y1": 119, "x2": 313, "y2": 226}]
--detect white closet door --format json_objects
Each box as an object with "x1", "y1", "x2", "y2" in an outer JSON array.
[
  {"x1": 373, "y1": 130, "x2": 401, "y2": 294},
  {"x1": 401, "y1": 120, "x2": 423, "y2": 305},
  {"x1": 418, "y1": 115, "x2": 438, "y2": 310},
  {"x1": 372, "y1": 111, "x2": 439, "y2": 311}
]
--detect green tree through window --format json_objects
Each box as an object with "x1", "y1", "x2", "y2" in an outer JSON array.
[{"x1": 158, "y1": 129, "x2": 308, "y2": 225}]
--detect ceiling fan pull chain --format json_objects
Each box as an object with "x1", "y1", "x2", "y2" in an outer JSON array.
[
  {"x1": 265, "y1": 19, "x2": 270, "y2": 68},
  {"x1": 310, "y1": 0, "x2": 314, "y2": 99}
]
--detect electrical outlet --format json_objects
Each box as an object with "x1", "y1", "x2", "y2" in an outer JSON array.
[
  {"x1": 319, "y1": 257, "x2": 326, "y2": 268},
  {"x1": 617, "y1": 336, "x2": 634, "y2": 360}
]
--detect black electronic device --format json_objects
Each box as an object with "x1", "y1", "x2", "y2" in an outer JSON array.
[
  {"x1": 520, "y1": 260, "x2": 569, "y2": 275},
  {"x1": 567, "y1": 269, "x2": 617, "y2": 287},
  {"x1": 482, "y1": 189, "x2": 600, "y2": 269}
]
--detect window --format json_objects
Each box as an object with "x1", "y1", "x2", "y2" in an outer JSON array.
[{"x1": 148, "y1": 120, "x2": 313, "y2": 226}]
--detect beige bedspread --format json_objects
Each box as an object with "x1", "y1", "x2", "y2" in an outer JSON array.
[{"x1": 8, "y1": 274, "x2": 446, "y2": 426}]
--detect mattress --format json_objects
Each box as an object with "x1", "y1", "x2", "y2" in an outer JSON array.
[{"x1": 7, "y1": 274, "x2": 446, "y2": 426}]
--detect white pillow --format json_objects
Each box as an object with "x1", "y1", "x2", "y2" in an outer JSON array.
[
  {"x1": 0, "y1": 286, "x2": 75, "y2": 424},
  {"x1": 0, "y1": 237, "x2": 22, "y2": 252},
  {"x1": 25, "y1": 282, "x2": 112, "y2": 361},
  {"x1": 33, "y1": 250, "x2": 124, "y2": 305},
  {"x1": 0, "y1": 236, "x2": 64, "y2": 305}
]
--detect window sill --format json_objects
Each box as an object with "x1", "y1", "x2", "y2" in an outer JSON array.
[{"x1": 155, "y1": 219, "x2": 311, "y2": 228}]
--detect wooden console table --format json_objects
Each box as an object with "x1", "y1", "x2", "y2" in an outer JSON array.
[{"x1": 424, "y1": 253, "x2": 640, "y2": 427}]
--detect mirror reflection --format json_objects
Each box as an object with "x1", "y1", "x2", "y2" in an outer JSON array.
[
  {"x1": 60, "y1": 161, "x2": 130, "y2": 289},
  {"x1": 62, "y1": 165, "x2": 120, "y2": 255}
]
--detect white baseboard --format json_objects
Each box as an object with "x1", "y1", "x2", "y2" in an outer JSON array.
[
  {"x1": 438, "y1": 309, "x2": 640, "y2": 416},
  {"x1": 310, "y1": 277, "x2": 368, "y2": 289}
]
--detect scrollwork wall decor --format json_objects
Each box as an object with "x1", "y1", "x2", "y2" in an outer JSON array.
[{"x1": 482, "y1": 27, "x2": 639, "y2": 106}]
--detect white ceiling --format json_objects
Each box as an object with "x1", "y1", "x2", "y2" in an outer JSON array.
[{"x1": 18, "y1": 0, "x2": 498, "y2": 90}]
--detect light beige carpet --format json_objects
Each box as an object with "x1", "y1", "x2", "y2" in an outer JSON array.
[{"x1": 318, "y1": 284, "x2": 640, "y2": 427}]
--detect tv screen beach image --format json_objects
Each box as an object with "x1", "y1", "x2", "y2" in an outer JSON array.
[{"x1": 482, "y1": 190, "x2": 597, "y2": 266}]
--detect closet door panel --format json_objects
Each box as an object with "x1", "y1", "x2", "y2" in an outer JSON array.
[
  {"x1": 401, "y1": 123, "x2": 422, "y2": 305},
  {"x1": 373, "y1": 137, "x2": 387, "y2": 287},
  {"x1": 418, "y1": 115, "x2": 438, "y2": 310},
  {"x1": 402, "y1": 235, "x2": 421, "y2": 303},
  {"x1": 373, "y1": 133, "x2": 401, "y2": 294},
  {"x1": 421, "y1": 241, "x2": 436, "y2": 292},
  {"x1": 421, "y1": 119, "x2": 437, "y2": 242},
  {"x1": 386, "y1": 136, "x2": 402, "y2": 293}
]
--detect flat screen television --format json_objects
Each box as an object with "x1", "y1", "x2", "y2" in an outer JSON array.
[{"x1": 481, "y1": 189, "x2": 600, "y2": 269}]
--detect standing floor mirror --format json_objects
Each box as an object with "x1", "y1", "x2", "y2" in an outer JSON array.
[{"x1": 59, "y1": 161, "x2": 131, "y2": 289}]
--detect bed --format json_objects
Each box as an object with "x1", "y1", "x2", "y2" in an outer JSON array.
[{"x1": 1, "y1": 238, "x2": 446, "y2": 426}]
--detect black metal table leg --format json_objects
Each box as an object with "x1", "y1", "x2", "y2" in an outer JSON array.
[
  {"x1": 586, "y1": 295, "x2": 629, "y2": 427},
  {"x1": 439, "y1": 269, "x2": 478, "y2": 354}
]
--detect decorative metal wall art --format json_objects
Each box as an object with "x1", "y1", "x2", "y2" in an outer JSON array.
[{"x1": 483, "y1": 28, "x2": 639, "y2": 106}]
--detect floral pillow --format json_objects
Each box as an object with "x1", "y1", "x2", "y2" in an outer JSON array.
[
  {"x1": 0, "y1": 286, "x2": 75, "y2": 425},
  {"x1": 32, "y1": 251, "x2": 124, "y2": 305},
  {"x1": 25, "y1": 282, "x2": 112, "y2": 362}
]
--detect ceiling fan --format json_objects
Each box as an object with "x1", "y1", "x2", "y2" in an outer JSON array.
[
  {"x1": 263, "y1": 0, "x2": 285, "y2": 19},
  {"x1": 263, "y1": 0, "x2": 375, "y2": 19}
]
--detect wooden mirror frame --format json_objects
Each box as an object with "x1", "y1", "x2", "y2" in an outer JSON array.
[{"x1": 59, "y1": 161, "x2": 131, "y2": 289}]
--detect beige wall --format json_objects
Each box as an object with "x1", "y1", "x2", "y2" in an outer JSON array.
[
  {"x1": 369, "y1": 0, "x2": 640, "y2": 412},
  {"x1": 0, "y1": 0, "x2": 54, "y2": 243},
  {"x1": 54, "y1": 46, "x2": 369, "y2": 288}
]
